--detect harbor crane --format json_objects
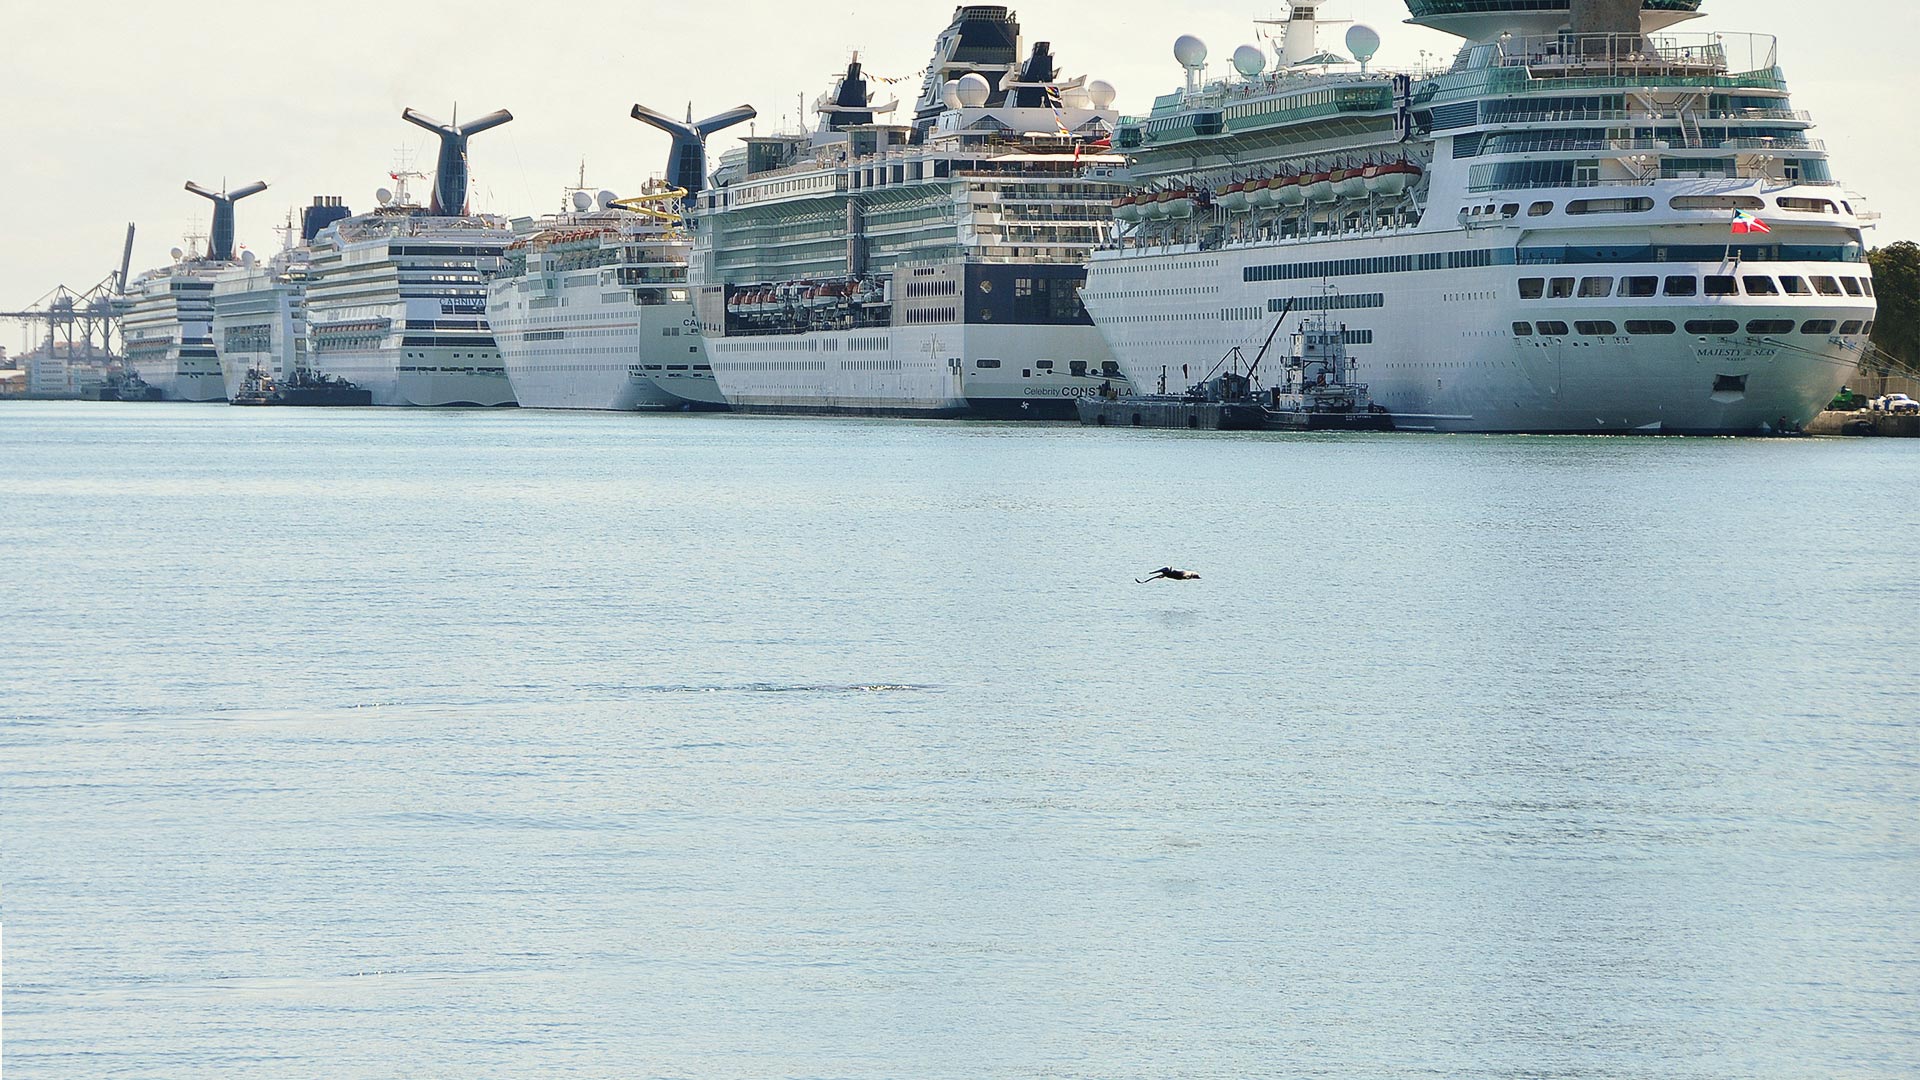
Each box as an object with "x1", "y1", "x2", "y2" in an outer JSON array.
[{"x1": 1, "y1": 224, "x2": 137, "y2": 361}]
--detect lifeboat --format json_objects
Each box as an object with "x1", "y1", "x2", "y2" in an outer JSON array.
[
  {"x1": 1165, "y1": 189, "x2": 1196, "y2": 220},
  {"x1": 1334, "y1": 168, "x2": 1369, "y2": 200},
  {"x1": 1367, "y1": 160, "x2": 1422, "y2": 197},
  {"x1": 1304, "y1": 171, "x2": 1337, "y2": 204},
  {"x1": 1274, "y1": 174, "x2": 1307, "y2": 207},
  {"x1": 1140, "y1": 191, "x2": 1169, "y2": 220},
  {"x1": 1113, "y1": 195, "x2": 1142, "y2": 224},
  {"x1": 1217, "y1": 182, "x2": 1249, "y2": 213},
  {"x1": 1244, "y1": 177, "x2": 1274, "y2": 210}
]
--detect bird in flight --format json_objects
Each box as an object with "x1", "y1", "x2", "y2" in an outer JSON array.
[{"x1": 1136, "y1": 567, "x2": 1201, "y2": 583}]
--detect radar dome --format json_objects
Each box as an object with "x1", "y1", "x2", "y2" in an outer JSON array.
[
  {"x1": 955, "y1": 72, "x2": 992, "y2": 108},
  {"x1": 1173, "y1": 34, "x2": 1208, "y2": 69},
  {"x1": 1061, "y1": 85, "x2": 1093, "y2": 109},
  {"x1": 1087, "y1": 79, "x2": 1117, "y2": 108},
  {"x1": 241, "y1": 250, "x2": 258, "y2": 268},
  {"x1": 169, "y1": 246, "x2": 184, "y2": 261},
  {"x1": 596, "y1": 190, "x2": 618, "y2": 210},
  {"x1": 1232, "y1": 44, "x2": 1266, "y2": 77},
  {"x1": 1346, "y1": 24, "x2": 1382, "y2": 66},
  {"x1": 571, "y1": 190, "x2": 593, "y2": 212},
  {"x1": 942, "y1": 80, "x2": 963, "y2": 108},
  {"x1": 375, "y1": 187, "x2": 394, "y2": 206}
]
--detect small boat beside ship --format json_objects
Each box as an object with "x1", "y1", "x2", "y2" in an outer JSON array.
[
  {"x1": 229, "y1": 366, "x2": 372, "y2": 406},
  {"x1": 1076, "y1": 307, "x2": 1393, "y2": 432}
]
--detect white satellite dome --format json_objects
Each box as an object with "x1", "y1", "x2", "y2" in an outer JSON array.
[
  {"x1": 1061, "y1": 85, "x2": 1093, "y2": 109},
  {"x1": 596, "y1": 189, "x2": 618, "y2": 210},
  {"x1": 571, "y1": 190, "x2": 593, "y2": 212},
  {"x1": 943, "y1": 79, "x2": 963, "y2": 109},
  {"x1": 1087, "y1": 79, "x2": 1117, "y2": 108},
  {"x1": 241, "y1": 250, "x2": 258, "y2": 268},
  {"x1": 1347, "y1": 24, "x2": 1383, "y2": 67},
  {"x1": 169, "y1": 246, "x2": 184, "y2": 261},
  {"x1": 1232, "y1": 44, "x2": 1267, "y2": 77},
  {"x1": 1173, "y1": 34, "x2": 1208, "y2": 69},
  {"x1": 375, "y1": 187, "x2": 394, "y2": 206},
  {"x1": 955, "y1": 72, "x2": 992, "y2": 108}
]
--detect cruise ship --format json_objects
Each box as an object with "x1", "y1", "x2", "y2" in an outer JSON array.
[
  {"x1": 210, "y1": 196, "x2": 350, "y2": 399},
  {"x1": 302, "y1": 108, "x2": 517, "y2": 407},
  {"x1": 690, "y1": 6, "x2": 1131, "y2": 418},
  {"x1": 488, "y1": 105, "x2": 753, "y2": 411},
  {"x1": 1081, "y1": 0, "x2": 1878, "y2": 433},
  {"x1": 123, "y1": 180, "x2": 268, "y2": 401}
]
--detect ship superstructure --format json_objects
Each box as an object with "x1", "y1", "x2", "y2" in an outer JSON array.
[
  {"x1": 690, "y1": 6, "x2": 1131, "y2": 417},
  {"x1": 123, "y1": 180, "x2": 268, "y2": 401},
  {"x1": 301, "y1": 108, "x2": 517, "y2": 407},
  {"x1": 488, "y1": 104, "x2": 754, "y2": 411},
  {"x1": 211, "y1": 196, "x2": 350, "y2": 399},
  {"x1": 1081, "y1": 0, "x2": 1878, "y2": 433}
]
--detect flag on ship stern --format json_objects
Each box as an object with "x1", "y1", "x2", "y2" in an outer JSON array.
[{"x1": 1732, "y1": 209, "x2": 1772, "y2": 234}]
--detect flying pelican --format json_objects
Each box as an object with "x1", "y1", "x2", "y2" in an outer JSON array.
[{"x1": 1136, "y1": 567, "x2": 1201, "y2": 583}]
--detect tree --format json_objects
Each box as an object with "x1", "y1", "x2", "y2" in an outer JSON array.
[{"x1": 1868, "y1": 242, "x2": 1920, "y2": 369}]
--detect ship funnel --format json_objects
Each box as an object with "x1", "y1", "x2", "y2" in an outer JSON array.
[
  {"x1": 184, "y1": 179, "x2": 268, "y2": 262},
  {"x1": 630, "y1": 102, "x2": 756, "y2": 199},
  {"x1": 1011, "y1": 42, "x2": 1060, "y2": 109},
  {"x1": 401, "y1": 106, "x2": 514, "y2": 215}
]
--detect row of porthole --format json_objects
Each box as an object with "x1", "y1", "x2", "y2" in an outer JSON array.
[
  {"x1": 1521, "y1": 272, "x2": 1872, "y2": 301},
  {"x1": 1515, "y1": 318, "x2": 1872, "y2": 338}
]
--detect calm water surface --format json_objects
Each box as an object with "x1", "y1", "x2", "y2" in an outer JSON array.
[{"x1": 3, "y1": 402, "x2": 1918, "y2": 1078}]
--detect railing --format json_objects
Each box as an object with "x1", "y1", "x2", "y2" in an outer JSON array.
[
  {"x1": 1476, "y1": 107, "x2": 1812, "y2": 126},
  {"x1": 1494, "y1": 32, "x2": 1780, "y2": 80}
]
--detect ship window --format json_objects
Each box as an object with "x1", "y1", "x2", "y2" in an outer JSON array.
[
  {"x1": 1575, "y1": 320, "x2": 1618, "y2": 336},
  {"x1": 1862, "y1": 280, "x2": 1875, "y2": 297},
  {"x1": 1513, "y1": 322, "x2": 1533, "y2": 336},
  {"x1": 1742, "y1": 276, "x2": 1779, "y2": 296},
  {"x1": 1800, "y1": 320, "x2": 1837, "y2": 334},
  {"x1": 1840, "y1": 320, "x2": 1864, "y2": 335},
  {"x1": 1841, "y1": 277, "x2": 1865, "y2": 297},
  {"x1": 1664, "y1": 276, "x2": 1698, "y2": 297},
  {"x1": 1780, "y1": 276, "x2": 1810, "y2": 296},
  {"x1": 1621, "y1": 276, "x2": 1658, "y2": 298},
  {"x1": 1536, "y1": 320, "x2": 1569, "y2": 336},
  {"x1": 1686, "y1": 320, "x2": 1740, "y2": 336},
  {"x1": 1567, "y1": 197, "x2": 1653, "y2": 215},
  {"x1": 1811, "y1": 276, "x2": 1843, "y2": 296},
  {"x1": 1864, "y1": 321, "x2": 1875, "y2": 335},
  {"x1": 1626, "y1": 320, "x2": 1676, "y2": 335},
  {"x1": 1746, "y1": 320, "x2": 1796, "y2": 335},
  {"x1": 1670, "y1": 195, "x2": 1766, "y2": 211},
  {"x1": 1578, "y1": 277, "x2": 1613, "y2": 298},
  {"x1": 1518, "y1": 278, "x2": 1545, "y2": 299},
  {"x1": 1548, "y1": 277, "x2": 1575, "y2": 299},
  {"x1": 1035, "y1": 360, "x2": 1054, "y2": 369},
  {"x1": 1704, "y1": 276, "x2": 1738, "y2": 297},
  {"x1": 1528, "y1": 201, "x2": 1553, "y2": 217},
  {"x1": 976, "y1": 358, "x2": 1001, "y2": 368},
  {"x1": 1501, "y1": 204, "x2": 1521, "y2": 218},
  {"x1": 1070, "y1": 361, "x2": 1088, "y2": 377}
]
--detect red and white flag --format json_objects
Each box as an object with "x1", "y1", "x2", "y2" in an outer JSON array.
[{"x1": 1732, "y1": 210, "x2": 1772, "y2": 234}]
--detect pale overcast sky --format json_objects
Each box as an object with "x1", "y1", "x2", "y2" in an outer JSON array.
[{"x1": 1, "y1": 0, "x2": 1908, "y2": 322}]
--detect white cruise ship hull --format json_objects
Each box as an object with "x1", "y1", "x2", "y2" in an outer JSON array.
[
  {"x1": 316, "y1": 348, "x2": 516, "y2": 407},
  {"x1": 490, "y1": 284, "x2": 724, "y2": 412},
  {"x1": 127, "y1": 355, "x2": 226, "y2": 402},
  {"x1": 706, "y1": 322, "x2": 1118, "y2": 417},
  {"x1": 1086, "y1": 235, "x2": 1872, "y2": 435}
]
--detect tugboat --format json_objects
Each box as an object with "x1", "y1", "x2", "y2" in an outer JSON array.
[
  {"x1": 1263, "y1": 311, "x2": 1394, "y2": 432},
  {"x1": 97, "y1": 369, "x2": 162, "y2": 401},
  {"x1": 229, "y1": 366, "x2": 373, "y2": 406}
]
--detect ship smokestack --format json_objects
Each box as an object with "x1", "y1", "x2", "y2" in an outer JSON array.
[
  {"x1": 630, "y1": 103, "x2": 757, "y2": 198},
  {"x1": 184, "y1": 180, "x2": 268, "y2": 262},
  {"x1": 1568, "y1": 0, "x2": 1642, "y2": 54},
  {"x1": 401, "y1": 106, "x2": 514, "y2": 215}
]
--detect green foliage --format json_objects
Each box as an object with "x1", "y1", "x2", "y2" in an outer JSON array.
[{"x1": 1868, "y1": 242, "x2": 1920, "y2": 368}]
